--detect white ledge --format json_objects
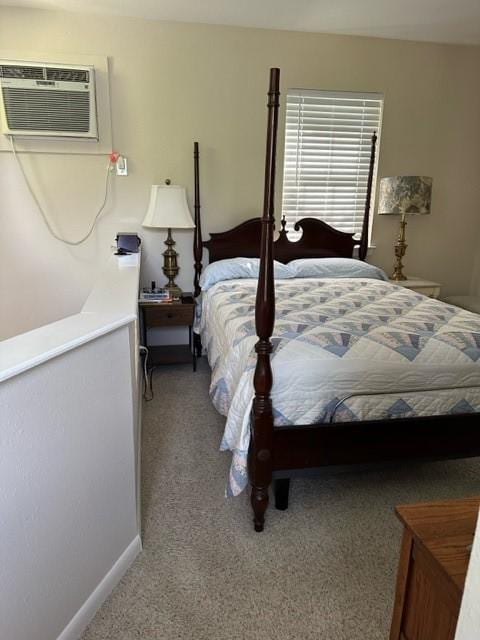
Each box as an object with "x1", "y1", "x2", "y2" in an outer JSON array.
[{"x1": 0, "y1": 252, "x2": 140, "y2": 383}]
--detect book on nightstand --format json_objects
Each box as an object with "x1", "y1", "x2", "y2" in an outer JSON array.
[{"x1": 139, "y1": 286, "x2": 172, "y2": 303}]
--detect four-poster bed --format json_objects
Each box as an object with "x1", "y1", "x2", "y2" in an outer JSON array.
[{"x1": 192, "y1": 68, "x2": 480, "y2": 532}]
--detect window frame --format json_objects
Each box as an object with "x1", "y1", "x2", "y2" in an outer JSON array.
[{"x1": 281, "y1": 88, "x2": 384, "y2": 246}]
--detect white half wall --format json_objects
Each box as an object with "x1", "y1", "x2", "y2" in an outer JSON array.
[{"x1": 0, "y1": 325, "x2": 140, "y2": 640}]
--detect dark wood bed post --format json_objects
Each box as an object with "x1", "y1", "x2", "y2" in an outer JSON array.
[
  {"x1": 358, "y1": 131, "x2": 377, "y2": 261},
  {"x1": 250, "y1": 68, "x2": 280, "y2": 532},
  {"x1": 193, "y1": 141, "x2": 203, "y2": 357}
]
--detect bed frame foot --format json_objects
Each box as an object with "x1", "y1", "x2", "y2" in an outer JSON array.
[
  {"x1": 251, "y1": 486, "x2": 268, "y2": 532},
  {"x1": 193, "y1": 333, "x2": 202, "y2": 358},
  {"x1": 274, "y1": 478, "x2": 290, "y2": 511}
]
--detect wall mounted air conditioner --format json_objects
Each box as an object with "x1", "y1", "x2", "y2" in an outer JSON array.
[{"x1": 0, "y1": 60, "x2": 98, "y2": 139}]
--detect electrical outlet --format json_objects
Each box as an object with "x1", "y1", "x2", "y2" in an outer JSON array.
[{"x1": 116, "y1": 155, "x2": 128, "y2": 176}]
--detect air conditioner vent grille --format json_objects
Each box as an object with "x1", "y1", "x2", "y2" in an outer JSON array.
[
  {"x1": 2, "y1": 87, "x2": 90, "y2": 133},
  {"x1": 0, "y1": 65, "x2": 45, "y2": 80},
  {"x1": 46, "y1": 67, "x2": 89, "y2": 82}
]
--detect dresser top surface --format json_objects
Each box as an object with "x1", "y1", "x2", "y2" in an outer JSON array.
[{"x1": 396, "y1": 496, "x2": 480, "y2": 591}]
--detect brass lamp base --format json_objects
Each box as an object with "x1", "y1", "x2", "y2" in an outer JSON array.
[
  {"x1": 391, "y1": 257, "x2": 407, "y2": 281},
  {"x1": 390, "y1": 215, "x2": 407, "y2": 281},
  {"x1": 163, "y1": 227, "x2": 182, "y2": 299},
  {"x1": 165, "y1": 283, "x2": 182, "y2": 299}
]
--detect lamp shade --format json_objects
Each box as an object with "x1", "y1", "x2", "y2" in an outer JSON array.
[
  {"x1": 142, "y1": 184, "x2": 195, "y2": 229},
  {"x1": 378, "y1": 176, "x2": 433, "y2": 215}
]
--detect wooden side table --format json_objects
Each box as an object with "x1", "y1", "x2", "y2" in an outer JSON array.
[
  {"x1": 139, "y1": 298, "x2": 196, "y2": 371},
  {"x1": 389, "y1": 278, "x2": 441, "y2": 299},
  {"x1": 390, "y1": 496, "x2": 480, "y2": 640}
]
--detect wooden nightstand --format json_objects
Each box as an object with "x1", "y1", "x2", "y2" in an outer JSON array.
[
  {"x1": 390, "y1": 496, "x2": 479, "y2": 640},
  {"x1": 139, "y1": 298, "x2": 196, "y2": 371},
  {"x1": 389, "y1": 278, "x2": 441, "y2": 299}
]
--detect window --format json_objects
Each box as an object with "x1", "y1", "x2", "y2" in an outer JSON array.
[{"x1": 281, "y1": 89, "x2": 383, "y2": 241}]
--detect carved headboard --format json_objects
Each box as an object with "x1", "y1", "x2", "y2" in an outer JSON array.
[{"x1": 203, "y1": 216, "x2": 358, "y2": 264}]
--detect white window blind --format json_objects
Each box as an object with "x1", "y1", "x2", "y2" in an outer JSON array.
[{"x1": 282, "y1": 89, "x2": 383, "y2": 240}]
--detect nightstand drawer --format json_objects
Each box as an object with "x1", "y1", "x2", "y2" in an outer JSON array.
[{"x1": 143, "y1": 304, "x2": 194, "y2": 326}]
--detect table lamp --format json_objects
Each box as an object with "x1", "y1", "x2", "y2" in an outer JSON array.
[
  {"x1": 378, "y1": 176, "x2": 432, "y2": 280},
  {"x1": 142, "y1": 181, "x2": 195, "y2": 298}
]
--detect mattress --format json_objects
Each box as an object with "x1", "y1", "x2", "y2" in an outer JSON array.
[{"x1": 197, "y1": 277, "x2": 480, "y2": 495}]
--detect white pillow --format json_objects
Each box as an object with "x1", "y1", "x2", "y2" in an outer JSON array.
[
  {"x1": 288, "y1": 258, "x2": 388, "y2": 281},
  {"x1": 200, "y1": 257, "x2": 293, "y2": 291}
]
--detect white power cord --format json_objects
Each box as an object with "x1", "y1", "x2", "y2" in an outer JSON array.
[
  {"x1": 139, "y1": 345, "x2": 154, "y2": 401},
  {"x1": 9, "y1": 135, "x2": 113, "y2": 246}
]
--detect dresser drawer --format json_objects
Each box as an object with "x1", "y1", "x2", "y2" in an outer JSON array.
[{"x1": 143, "y1": 304, "x2": 194, "y2": 326}]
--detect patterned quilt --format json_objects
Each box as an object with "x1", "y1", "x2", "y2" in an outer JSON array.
[{"x1": 197, "y1": 277, "x2": 480, "y2": 496}]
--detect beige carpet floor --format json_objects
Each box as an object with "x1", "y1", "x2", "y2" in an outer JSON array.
[{"x1": 81, "y1": 359, "x2": 480, "y2": 639}]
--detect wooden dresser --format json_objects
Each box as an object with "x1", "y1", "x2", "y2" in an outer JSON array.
[{"x1": 390, "y1": 496, "x2": 480, "y2": 640}]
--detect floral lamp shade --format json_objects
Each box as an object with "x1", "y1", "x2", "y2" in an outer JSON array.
[
  {"x1": 378, "y1": 176, "x2": 433, "y2": 282},
  {"x1": 378, "y1": 176, "x2": 433, "y2": 216}
]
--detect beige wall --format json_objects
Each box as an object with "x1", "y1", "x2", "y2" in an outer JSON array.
[{"x1": 2, "y1": 7, "x2": 480, "y2": 339}]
